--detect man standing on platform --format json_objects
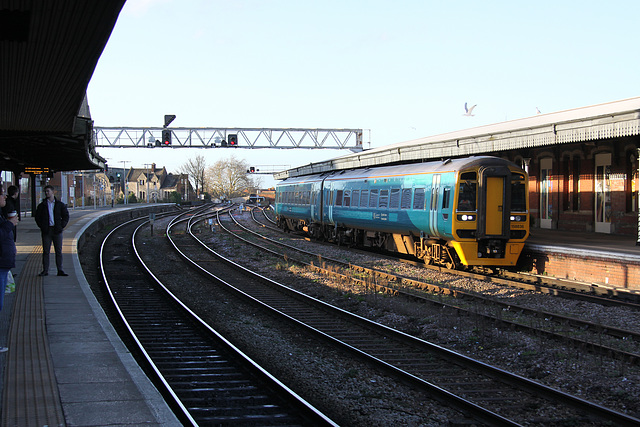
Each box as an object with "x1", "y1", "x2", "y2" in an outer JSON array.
[{"x1": 35, "y1": 185, "x2": 69, "y2": 277}]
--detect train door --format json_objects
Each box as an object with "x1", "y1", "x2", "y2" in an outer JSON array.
[
  {"x1": 310, "y1": 181, "x2": 321, "y2": 222},
  {"x1": 595, "y1": 153, "x2": 612, "y2": 233},
  {"x1": 428, "y1": 174, "x2": 440, "y2": 236},
  {"x1": 437, "y1": 185, "x2": 453, "y2": 237},
  {"x1": 486, "y1": 178, "x2": 504, "y2": 235},
  {"x1": 477, "y1": 166, "x2": 510, "y2": 239},
  {"x1": 326, "y1": 184, "x2": 334, "y2": 225}
]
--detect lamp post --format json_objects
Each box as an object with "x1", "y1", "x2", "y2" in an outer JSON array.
[
  {"x1": 143, "y1": 163, "x2": 153, "y2": 203},
  {"x1": 121, "y1": 160, "x2": 130, "y2": 205}
]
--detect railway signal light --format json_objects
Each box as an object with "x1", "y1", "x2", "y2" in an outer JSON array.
[
  {"x1": 162, "y1": 129, "x2": 171, "y2": 146},
  {"x1": 249, "y1": 166, "x2": 255, "y2": 173},
  {"x1": 228, "y1": 134, "x2": 238, "y2": 146}
]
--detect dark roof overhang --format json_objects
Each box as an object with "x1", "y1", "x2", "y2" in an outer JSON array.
[{"x1": 0, "y1": 1, "x2": 126, "y2": 172}]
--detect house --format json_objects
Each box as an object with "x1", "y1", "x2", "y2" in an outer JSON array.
[{"x1": 106, "y1": 163, "x2": 193, "y2": 203}]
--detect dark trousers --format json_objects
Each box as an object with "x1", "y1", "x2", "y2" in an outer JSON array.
[{"x1": 41, "y1": 229, "x2": 64, "y2": 272}]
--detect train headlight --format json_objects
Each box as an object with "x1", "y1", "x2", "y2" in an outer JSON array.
[
  {"x1": 510, "y1": 215, "x2": 524, "y2": 221},
  {"x1": 460, "y1": 214, "x2": 475, "y2": 221}
]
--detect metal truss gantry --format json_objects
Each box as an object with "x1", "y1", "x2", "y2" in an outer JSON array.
[{"x1": 93, "y1": 127, "x2": 364, "y2": 151}]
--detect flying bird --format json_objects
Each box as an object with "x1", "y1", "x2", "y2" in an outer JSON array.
[{"x1": 463, "y1": 102, "x2": 476, "y2": 116}]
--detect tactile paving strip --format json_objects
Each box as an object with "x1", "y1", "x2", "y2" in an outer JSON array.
[{"x1": 1, "y1": 246, "x2": 65, "y2": 427}]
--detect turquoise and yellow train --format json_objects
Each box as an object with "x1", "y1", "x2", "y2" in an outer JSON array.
[{"x1": 275, "y1": 156, "x2": 529, "y2": 268}]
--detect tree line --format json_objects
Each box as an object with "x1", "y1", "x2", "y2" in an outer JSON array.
[{"x1": 179, "y1": 154, "x2": 262, "y2": 201}]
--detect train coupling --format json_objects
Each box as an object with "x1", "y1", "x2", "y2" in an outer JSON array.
[{"x1": 477, "y1": 239, "x2": 506, "y2": 258}]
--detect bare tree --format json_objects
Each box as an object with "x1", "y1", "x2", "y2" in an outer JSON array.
[
  {"x1": 180, "y1": 155, "x2": 207, "y2": 197},
  {"x1": 205, "y1": 156, "x2": 261, "y2": 201}
]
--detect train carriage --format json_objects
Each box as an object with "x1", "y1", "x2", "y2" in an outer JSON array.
[{"x1": 275, "y1": 156, "x2": 529, "y2": 268}]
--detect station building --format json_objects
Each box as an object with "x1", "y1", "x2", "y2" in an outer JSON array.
[{"x1": 276, "y1": 97, "x2": 640, "y2": 239}]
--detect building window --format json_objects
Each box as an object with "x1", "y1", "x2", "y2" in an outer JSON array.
[
  {"x1": 572, "y1": 157, "x2": 580, "y2": 211},
  {"x1": 627, "y1": 154, "x2": 636, "y2": 213},
  {"x1": 540, "y1": 158, "x2": 553, "y2": 228},
  {"x1": 562, "y1": 158, "x2": 570, "y2": 211}
]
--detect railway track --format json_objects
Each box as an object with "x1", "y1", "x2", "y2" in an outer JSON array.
[
  {"x1": 235, "y1": 208, "x2": 640, "y2": 365},
  {"x1": 173, "y1": 207, "x2": 640, "y2": 426},
  {"x1": 253, "y1": 206, "x2": 640, "y2": 308},
  {"x1": 99, "y1": 208, "x2": 336, "y2": 426}
]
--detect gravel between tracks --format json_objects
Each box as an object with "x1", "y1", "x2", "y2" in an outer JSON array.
[{"x1": 81, "y1": 209, "x2": 640, "y2": 425}]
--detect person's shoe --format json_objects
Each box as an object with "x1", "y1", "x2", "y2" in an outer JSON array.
[
  {"x1": 38, "y1": 271, "x2": 48, "y2": 276},
  {"x1": 0, "y1": 347, "x2": 8, "y2": 352},
  {"x1": 57, "y1": 271, "x2": 68, "y2": 277}
]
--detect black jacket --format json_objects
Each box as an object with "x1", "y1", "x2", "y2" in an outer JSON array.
[
  {"x1": 0, "y1": 218, "x2": 15, "y2": 269},
  {"x1": 1, "y1": 196, "x2": 16, "y2": 219},
  {"x1": 35, "y1": 198, "x2": 69, "y2": 234}
]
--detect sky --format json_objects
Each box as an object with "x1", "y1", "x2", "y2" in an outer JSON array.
[{"x1": 87, "y1": 0, "x2": 640, "y2": 188}]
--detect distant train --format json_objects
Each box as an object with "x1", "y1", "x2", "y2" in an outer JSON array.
[
  {"x1": 247, "y1": 194, "x2": 270, "y2": 207},
  {"x1": 274, "y1": 156, "x2": 529, "y2": 268}
]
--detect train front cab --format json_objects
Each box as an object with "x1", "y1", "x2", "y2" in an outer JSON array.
[{"x1": 449, "y1": 164, "x2": 529, "y2": 267}]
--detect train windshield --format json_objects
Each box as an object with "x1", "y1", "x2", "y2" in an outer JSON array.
[
  {"x1": 457, "y1": 172, "x2": 476, "y2": 211},
  {"x1": 511, "y1": 174, "x2": 527, "y2": 212}
]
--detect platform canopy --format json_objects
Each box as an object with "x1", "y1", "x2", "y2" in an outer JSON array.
[
  {"x1": 275, "y1": 97, "x2": 640, "y2": 180},
  {"x1": 0, "y1": 1, "x2": 126, "y2": 173}
]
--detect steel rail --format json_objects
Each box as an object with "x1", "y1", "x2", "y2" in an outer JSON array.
[
  {"x1": 177, "y1": 211, "x2": 640, "y2": 426},
  {"x1": 234, "y1": 209, "x2": 640, "y2": 358}
]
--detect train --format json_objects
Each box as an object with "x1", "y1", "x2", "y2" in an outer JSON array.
[{"x1": 274, "y1": 156, "x2": 529, "y2": 268}]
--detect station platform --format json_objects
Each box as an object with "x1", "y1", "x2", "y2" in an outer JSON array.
[
  {"x1": 524, "y1": 227, "x2": 640, "y2": 291},
  {"x1": 0, "y1": 207, "x2": 179, "y2": 426}
]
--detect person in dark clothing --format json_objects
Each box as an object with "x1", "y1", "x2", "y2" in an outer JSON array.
[
  {"x1": 35, "y1": 185, "x2": 69, "y2": 276},
  {"x1": 2, "y1": 185, "x2": 19, "y2": 240},
  {"x1": 2, "y1": 186, "x2": 18, "y2": 218},
  {"x1": 0, "y1": 187, "x2": 18, "y2": 352}
]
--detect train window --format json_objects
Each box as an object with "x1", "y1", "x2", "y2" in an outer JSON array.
[
  {"x1": 511, "y1": 181, "x2": 526, "y2": 212},
  {"x1": 460, "y1": 171, "x2": 476, "y2": 181},
  {"x1": 400, "y1": 189, "x2": 412, "y2": 209},
  {"x1": 344, "y1": 190, "x2": 351, "y2": 207},
  {"x1": 335, "y1": 190, "x2": 343, "y2": 206},
  {"x1": 458, "y1": 181, "x2": 476, "y2": 211},
  {"x1": 413, "y1": 188, "x2": 425, "y2": 209},
  {"x1": 352, "y1": 190, "x2": 359, "y2": 207},
  {"x1": 360, "y1": 190, "x2": 369, "y2": 207},
  {"x1": 390, "y1": 189, "x2": 400, "y2": 209},
  {"x1": 442, "y1": 187, "x2": 451, "y2": 209},
  {"x1": 379, "y1": 189, "x2": 389, "y2": 208},
  {"x1": 369, "y1": 189, "x2": 379, "y2": 207}
]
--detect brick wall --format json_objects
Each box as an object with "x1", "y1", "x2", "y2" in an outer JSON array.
[{"x1": 522, "y1": 248, "x2": 640, "y2": 291}]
